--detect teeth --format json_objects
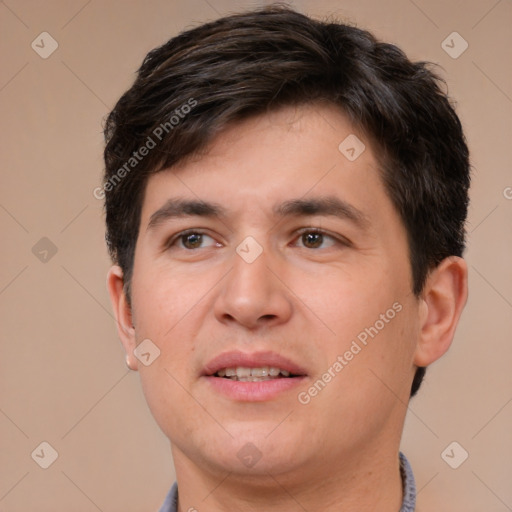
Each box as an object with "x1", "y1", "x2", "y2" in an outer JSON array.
[
  {"x1": 236, "y1": 367, "x2": 251, "y2": 378},
  {"x1": 249, "y1": 366, "x2": 269, "y2": 378},
  {"x1": 215, "y1": 366, "x2": 293, "y2": 380}
]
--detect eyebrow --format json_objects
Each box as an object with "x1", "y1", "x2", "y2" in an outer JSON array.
[
  {"x1": 147, "y1": 199, "x2": 226, "y2": 231},
  {"x1": 147, "y1": 195, "x2": 370, "y2": 232},
  {"x1": 274, "y1": 196, "x2": 370, "y2": 229}
]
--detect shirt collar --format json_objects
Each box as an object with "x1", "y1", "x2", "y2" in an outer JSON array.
[{"x1": 399, "y1": 451, "x2": 417, "y2": 511}]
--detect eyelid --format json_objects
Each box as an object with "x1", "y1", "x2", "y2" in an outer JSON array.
[
  {"x1": 164, "y1": 228, "x2": 220, "y2": 249},
  {"x1": 293, "y1": 227, "x2": 352, "y2": 248}
]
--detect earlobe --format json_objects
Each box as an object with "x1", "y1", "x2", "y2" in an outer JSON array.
[
  {"x1": 414, "y1": 256, "x2": 468, "y2": 367},
  {"x1": 106, "y1": 265, "x2": 139, "y2": 371}
]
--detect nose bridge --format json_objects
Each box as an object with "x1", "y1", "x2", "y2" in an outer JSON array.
[
  {"x1": 213, "y1": 241, "x2": 292, "y2": 328},
  {"x1": 231, "y1": 246, "x2": 272, "y2": 297}
]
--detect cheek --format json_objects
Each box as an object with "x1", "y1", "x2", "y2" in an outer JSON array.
[
  {"x1": 298, "y1": 305, "x2": 418, "y2": 438},
  {"x1": 131, "y1": 256, "x2": 209, "y2": 337},
  {"x1": 129, "y1": 264, "x2": 207, "y2": 414},
  {"x1": 138, "y1": 364, "x2": 206, "y2": 445},
  {"x1": 294, "y1": 264, "x2": 403, "y2": 340},
  {"x1": 131, "y1": 264, "x2": 207, "y2": 437},
  {"x1": 297, "y1": 263, "x2": 417, "y2": 390}
]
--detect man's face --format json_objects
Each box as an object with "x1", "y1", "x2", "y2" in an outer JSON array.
[{"x1": 128, "y1": 104, "x2": 421, "y2": 480}]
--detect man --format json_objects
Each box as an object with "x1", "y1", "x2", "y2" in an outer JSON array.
[{"x1": 103, "y1": 5, "x2": 469, "y2": 511}]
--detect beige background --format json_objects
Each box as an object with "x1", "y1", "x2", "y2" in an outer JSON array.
[{"x1": 1, "y1": 0, "x2": 511, "y2": 510}]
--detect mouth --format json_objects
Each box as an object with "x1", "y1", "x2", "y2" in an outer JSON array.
[
  {"x1": 202, "y1": 351, "x2": 307, "y2": 401},
  {"x1": 214, "y1": 366, "x2": 297, "y2": 382}
]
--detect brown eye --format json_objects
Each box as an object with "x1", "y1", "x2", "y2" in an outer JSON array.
[
  {"x1": 165, "y1": 230, "x2": 221, "y2": 254},
  {"x1": 295, "y1": 230, "x2": 339, "y2": 249},
  {"x1": 167, "y1": 230, "x2": 220, "y2": 252},
  {"x1": 302, "y1": 232, "x2": 324, "y2": 248},
  {"x1": 181, "y1": 232, "x2": 203, "y2": 249}
]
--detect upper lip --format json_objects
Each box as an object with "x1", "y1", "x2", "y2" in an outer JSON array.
[{"x1": 202, "y1": 350, "x2": 307, "y2": 376}]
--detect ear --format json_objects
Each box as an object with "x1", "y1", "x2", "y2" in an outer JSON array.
[
  {"x1": 414, "y1": 256, "x2": 468, "y2": 367},
  {"x1": 107, "y1": 265, "x2": 139, "y2": 371}
]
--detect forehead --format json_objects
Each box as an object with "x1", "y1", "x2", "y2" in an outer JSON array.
[{"x1": 140, "y1": 103, "x2": 394, "y2": 228}]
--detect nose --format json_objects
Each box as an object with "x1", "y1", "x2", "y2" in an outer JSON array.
[{"x1": 213, "y1": 247, "x2": 293, "y2": 330}]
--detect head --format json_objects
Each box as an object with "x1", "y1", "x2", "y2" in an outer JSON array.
[{"x1": 104, "y1": 5, "x2": 469, "y2": 484}]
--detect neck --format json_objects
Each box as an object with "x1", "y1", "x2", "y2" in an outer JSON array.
[{"x1": 172, "y1": 443, "x2": 404, "y2": 512}]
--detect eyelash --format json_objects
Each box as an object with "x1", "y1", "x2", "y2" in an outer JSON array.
[
  {"x1": 165, "y1": 229, "x2": 216, "y2": 250},
  {"x1": 293, "y1": 228, "x2": 351, "y2": 249},
  {"x1": 165, "y1": 228, "x2": 351, "y2": 250}
]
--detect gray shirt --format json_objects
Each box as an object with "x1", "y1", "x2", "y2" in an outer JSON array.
[{"x1": 158, "y1": 451, "x2": 416, "y2": 511}]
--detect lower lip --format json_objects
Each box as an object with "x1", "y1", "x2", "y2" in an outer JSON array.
[{"x1": 203, "y1": 376, "x2": 307, "y2": 401}]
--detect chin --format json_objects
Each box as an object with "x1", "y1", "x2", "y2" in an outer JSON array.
[{"x1": 194, "y1": 427, "x2": 313, "y2": 478}]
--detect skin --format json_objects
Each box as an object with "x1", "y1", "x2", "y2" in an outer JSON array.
[{"x1": 108, "y1": 103, "x2": 468, "y2": 511}]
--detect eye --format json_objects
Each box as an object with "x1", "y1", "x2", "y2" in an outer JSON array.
[
  {"x1": 295, "y1": 230, "x2": 337, "y2": 249},
  {"x1": 171, "y1": 231, "x2": 219, "y2": 250}
]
